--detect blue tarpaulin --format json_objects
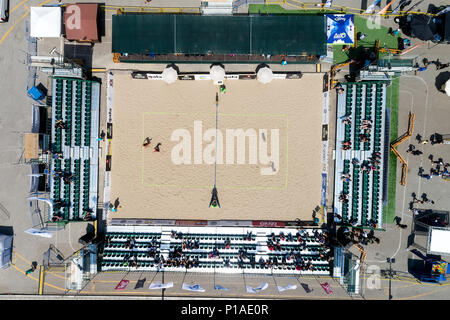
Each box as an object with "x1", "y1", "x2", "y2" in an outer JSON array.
[{"x1": 28, "y1": 86, "x2": 45, "y2": 101}]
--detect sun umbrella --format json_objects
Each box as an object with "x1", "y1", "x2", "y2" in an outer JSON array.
[
  {"x1": 161, "y1": 66, "x2": 178, "y2": 84},
  {"x1": 257, "y1": 67, "x2": 274, "y2": 84},
  {"x1": 210, "y1": 65, "x2": 225, "y2": 82},
  {"x1": 445, "y1": 79, "x2": 450, "y2": 96}
]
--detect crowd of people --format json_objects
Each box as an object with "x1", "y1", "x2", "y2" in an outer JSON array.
[
  {"x1": 108, "y1": 229, "x2": 331, "y2": 270},
  {"x1": 340, "y1": 226, "x2": 380, "y2": 246}
]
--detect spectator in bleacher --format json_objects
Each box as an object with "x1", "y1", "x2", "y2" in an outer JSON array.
[
  {"x1": 223, "y1": 258, "x2": 230, "y2": 267},
  {"x1": 341, "y1": 114, "x2": 352, "y2": 122},
  {"x1": 270, "y1": 232, "x2": 276, "y2": 241},
  {"x1": 63, "y1": 172, "x2": 75, "y2": 183},
  {"x1": 51, "y1": 213, "x2": 63, "y2": 222},
  {"x1": 210, "y1": 248, "x2": 220, "y2": 258},
  {"x1": 287, "y1": 233, "x2": 294, "y2": 242},
  {"x1": 275, "y1": 240, "x2": 281, "y2": 251},
  {"x1": 249, "y1": 256, "x2": 256, "y2": 268},
  {"x1": 239, "y1": 248, "x2": 248, "y2": 260},
  {"x1": 368, "y1": 219, "x2": 378, "y2": 229},
  {"x1": 339, "y1": 193, "x2": 348, "y2": 202},
  {"x1": 352, "y1": 158, "x2": 360, "y2": 165},
  {"x1": 273, "y1": 257, "x2": 279, "y2": 267},
  {"x1": 224, "y1": 238, "x2": 231, "y2": 249},
  {"x1": 279, "y1": 232, "x2": 285, "y2": 241},
  {"x1": 55, "y1": 120, "x2": 66, "y2": 129},
  {"x1": 246, "y1": 231, "x2": 252, "y2": 241},
  {"x1": 53, "y1": 170, "x2": 64, "y2": 178},
  {"x1": 342, "y1": 144, "x2": 351, "y2": 151},
  {"x1": 349, "y1": 217, "x2": 358, "y2": 226},
  {"x1": 131, "y1": 255, "x2": 138, "y2": 269},
  {"x1": 335, "y1": 84, "x2": 345, "y2": 94},
  {"x1": 193, "y1": 239, "x2": 200, "y2": 249},
  {"x1": 334, "y1": 213, "x2": 343, "y2": 224},
  {"x1": 360, "y1": 134, "x2": 369, "y2": 143},
  {"x1": 52, "y1": 152, "x2": 64, "y2": 160},
  {"x1": 83, "y1": 212, "x2": 92, "y2": 221},
  {"x1": 170, "y1": 230, "x2": 176, "y2": 238},
  {"x1": 259, "y1": 257, "x2": 266, "y2": 268},
  {"x1": 281, "y1": 256, "x2": 287, "y2": 268},
  {"x1": 53, "y1": 199, "x2": 63, "y2": 209}
]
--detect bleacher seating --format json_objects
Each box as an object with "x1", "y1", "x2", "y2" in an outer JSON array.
[
  {"x1": 50, "y1": 78, "x2": 99, "y2": 222},
  {"x1": 334, "y1": 82, "x2": 387, "y2": 228},
  {"x1": 100, "y1": 227, "x2": 331, "y2": 275}
]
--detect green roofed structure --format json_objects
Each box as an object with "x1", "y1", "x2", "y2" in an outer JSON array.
[{"x1": 112, "y1": 14, "x2": 327, "y2": 63}]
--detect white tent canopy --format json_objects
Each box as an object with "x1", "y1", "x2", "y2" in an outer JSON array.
[
  {"x1": 428, "y1": 227, "x2": 450, "y2": 255},
  {"x1": 30, "y1": 7, "x2": 62, "y2": 38},
  {"x1": 257, "y1": 67, "x2": 274, "y2": 84},
  {"x1": 445, "y1": 79, "x2": 450, "y2": 97},
  {"x1": 210, "y1": 65, "x2": 225, "y2": 82},
  {"x1": 161, "y1": 66, "x2": 178, "y2": 84}
]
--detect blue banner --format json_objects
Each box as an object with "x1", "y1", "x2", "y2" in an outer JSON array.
[{"x1": 326, "y1": 15, "x2": 355, "y2": 44}]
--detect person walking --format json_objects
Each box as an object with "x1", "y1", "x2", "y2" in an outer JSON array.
[
  {"x1": 154, "y1": 143, "x2": 162, "y2": 152},
  {"x1": 394, "y1": 216, "x2": 408, "y2": 229}
]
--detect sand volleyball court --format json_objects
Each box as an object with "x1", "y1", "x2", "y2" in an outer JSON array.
[{"x1": 109, "y1": 72, "x2": 324, "y2": 221}]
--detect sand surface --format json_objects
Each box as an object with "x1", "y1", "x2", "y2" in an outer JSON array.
[{"x1": 110, "y1": 73, "x2": 324, "y2": 221}]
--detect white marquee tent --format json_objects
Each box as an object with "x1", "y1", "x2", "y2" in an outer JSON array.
[
  {"x1": 210, "y1": 65, "x2": 225, "y2": 82},
  {"x1": 427, "y1": 227, "x2": 450, "y2": 256},
  {"x1": 30, "y1": 7, "x2": 62, "y2": 38},
  {"x1": 161, "y1": 66, "x2": 178, "y2": 84},
  {"x1": 445, "y1": 79, "x2": 450, "y2": 97},
  {"x1": 257, "y1": 66, "x2": 274, "y2": 84}
]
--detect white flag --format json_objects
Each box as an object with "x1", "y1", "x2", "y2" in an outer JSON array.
[
  {"x1": 214, "y1": 285, "x2": 230, "y2": 291},
  {"x1": 24, "y1": 228, "x2": 53, "y2": 238},
  {"x1": 148, "y1": 281, "x2": 173, "y2": 290},
  {"x1": 182, "y1": 283, "x2": 206, "y2": 292},
  {"x1": 277, "y1": 284, "x2": 297, "y2": 292},
  {"x1": 246, "y1": 282, "x2": 268, "y2": 293}
]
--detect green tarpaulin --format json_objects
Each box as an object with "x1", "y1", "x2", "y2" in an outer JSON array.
[{"x1": 112, "y1": 14, "x2": 326, "y2": 56}]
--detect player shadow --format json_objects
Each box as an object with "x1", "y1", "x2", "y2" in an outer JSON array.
[
  {"x1": 166, "y1": 63, "x2": 180, "y2": 74},
  {"x1": 114, "y1": 198, "x2": 120, "y2": 209}
]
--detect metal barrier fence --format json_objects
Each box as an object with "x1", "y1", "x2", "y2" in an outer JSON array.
[
  {"x1": 101, "y1": 5, "x2": 200, "y2": 14},
  {"x1": 82, "y1": 2, "x2": 437, "y2": 17},
  {"x1": 264, "y1": 0, "x2": 437, "y2": 17}
]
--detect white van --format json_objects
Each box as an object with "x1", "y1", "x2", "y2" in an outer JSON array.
[{"x1": 0, "y1": 0, "x2": 9, "y2": 23}]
